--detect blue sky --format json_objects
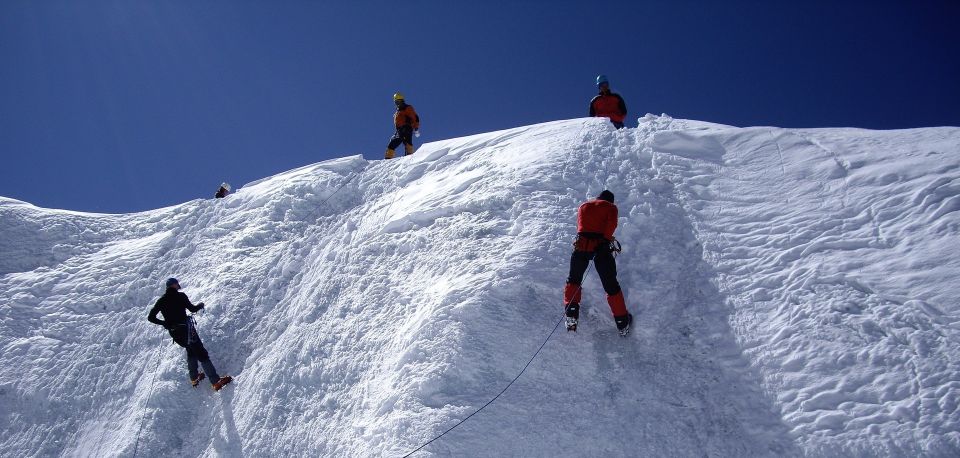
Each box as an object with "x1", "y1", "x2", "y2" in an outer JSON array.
[{"x1": 2, "y1": 0, "x2": 958, "y2": 213}]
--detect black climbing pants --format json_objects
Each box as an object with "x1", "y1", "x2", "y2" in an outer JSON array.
[
  {"x1": 566, "y1": 237, "x2": 621, "y2": 296},
  {"x1": 387, "y1": 125, "x2": 414, "y2": 150}
]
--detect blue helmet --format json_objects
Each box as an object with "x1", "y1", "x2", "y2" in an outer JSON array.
[
  {"x1": 165, "y1": 278, "x2": 180, "y2": 288},
  {"x1": 596, "y1": 74, "x2": 609, "y2": 86}
]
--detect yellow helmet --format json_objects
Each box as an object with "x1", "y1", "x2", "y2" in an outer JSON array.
[{"x1": 393, "y1": 92, "x2": 405, "y2": 102}]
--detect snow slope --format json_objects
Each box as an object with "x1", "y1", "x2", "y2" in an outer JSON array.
[{"x1": 1, "y1": 116, "x2": 959, "y2": 457}]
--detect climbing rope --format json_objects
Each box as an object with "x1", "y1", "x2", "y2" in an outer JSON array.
[
  {"x1": 132, "y1": 337, "x2": 164, "y2": 458},
  {"x1": 318, "y1": 171, "x2": 361, "y2": 209},
  {"x1": 401, "y1": 315, "x2": 564, "y2": 457},
  {"x1": 377, "y1": 172, "x2": 402, "y2": 230},
  {"x1": 402, "y1": 247, "x2": 592, "y2": 455}
]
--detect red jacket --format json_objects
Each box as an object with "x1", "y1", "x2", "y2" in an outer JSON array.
[
  {"x1": 577, "y1": 199, "x2": 618, "y2": 240},
  {"x1": 589, "y1": 92, "x2": 627, "y2": 123}
]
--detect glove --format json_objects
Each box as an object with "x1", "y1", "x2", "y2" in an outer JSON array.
[
  {"x1": 414, "y1": 130, "x2": 420, "y2": 138},
  {"x1": 197, "y1": 302, "x2": 205, "y2": 309},
  {"x1": 162, "y1": 322, "x2": 174, "y2": 330}
]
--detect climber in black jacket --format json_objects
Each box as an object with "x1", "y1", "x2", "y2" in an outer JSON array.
[{"x1": 148, "y1": 277, "x2": 232, "y2": 391}]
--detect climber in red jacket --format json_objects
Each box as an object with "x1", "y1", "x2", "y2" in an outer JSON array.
[
  {"x1": 563, "y1": 190, "x2": 632, "y2": 336},
  {"x1": 589, "y1": 74, "x2": 628, "y2": 129}
]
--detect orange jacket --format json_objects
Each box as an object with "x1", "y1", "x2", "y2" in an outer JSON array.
[
  {"x1": 577, "y1": 199, "x2": 618, "y2": 240},
  {"x1": 394, "y1": 104, "x2": 420, "y2": 130},
  {"x1": 589, "y1": 92, "x2": 627, "y2": 123}
]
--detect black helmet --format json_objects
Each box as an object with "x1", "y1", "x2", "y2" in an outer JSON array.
[{"x1": 597, "y1": 190, "x2": 615, "y2": 203}]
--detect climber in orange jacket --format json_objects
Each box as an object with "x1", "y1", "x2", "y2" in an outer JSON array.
[
  {"x1": 385, "y1": 92, "x2": 420, "y2": 159},
  {"x1": 563, "y1": 190, "x2": 633, "y2": 336},
  {"x1": 589, "y1": 75, "x2": 627, "y2": 129}
]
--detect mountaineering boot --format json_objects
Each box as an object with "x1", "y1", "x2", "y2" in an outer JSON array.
[
  {"x1": 385, "y1": 148, "x2": 396, "y2": 159},
  {"x1": 565, "y1": 303, "x2": 580, "y2": 332},
  {"x1": 213, "y1": 375, "x2": 233, "y2": 391},
  {"x1": 615, "y1": 313, "x2": 633, "y2": 337},
  {"x1": 190, "y1": 372, "x2": 205, "y2": 387},
  {"x1": 404, "y1": 144, "x2": 415, "y2": 156}
]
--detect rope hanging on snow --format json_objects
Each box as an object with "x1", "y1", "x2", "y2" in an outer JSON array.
[
  {"x1": 403, "y1": 250, "x2": 594, "y2": 455},
  {"x1": 319, "y1": 171, "x2": 360, "y2": 209},
  {"x1": 401, "y1": 315, "x2": 564, "y2": 457},
  {"x1": 132, "y1": 338, "x2": 164, "y2": 458}
]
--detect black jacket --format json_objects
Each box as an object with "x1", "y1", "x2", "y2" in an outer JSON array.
[{"x1": 148, "y1": 288, "x2": 203, "y2": 329}]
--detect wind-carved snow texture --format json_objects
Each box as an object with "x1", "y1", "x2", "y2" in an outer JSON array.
[
  {"x1": 651, "y1": 121, "x2": 960, "y2": 456},
  {"x1": 1, "y1": 116, "x2": 958, "y2": 457}
]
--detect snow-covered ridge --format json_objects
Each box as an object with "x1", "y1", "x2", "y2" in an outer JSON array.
[{"x1": 1, "y1": 116, "x2": 958, "y2": 456}]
